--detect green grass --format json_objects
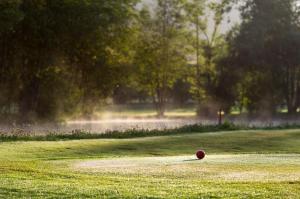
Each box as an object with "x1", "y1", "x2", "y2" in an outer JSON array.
[
  {"x1": 1, "y1": 129, "x2": 300, "y2": 198},
  {"x1": 95, "y1": 105, "x2": 197, "y2": 118}
]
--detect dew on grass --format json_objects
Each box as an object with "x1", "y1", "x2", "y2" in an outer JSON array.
[{"x1": 73, "y1": 154, "x2": 300, "y2": 182}]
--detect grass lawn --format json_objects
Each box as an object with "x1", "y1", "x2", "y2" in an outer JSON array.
[
  {"x1": 95, "y1": 105, "x2": 197, "y2": 118},
  {"x1": 1, "y1": 129, "x2": 300, "y2": 198}
]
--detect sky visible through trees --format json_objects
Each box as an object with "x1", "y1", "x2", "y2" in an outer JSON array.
[{"x1": 141, "y1": 0, "x2": 241, "y2": 33}]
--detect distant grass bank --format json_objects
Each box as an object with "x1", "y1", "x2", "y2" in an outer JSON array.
[
  {"x1": 1, "y1": 129, "x2": 300, "y2": 160},
  {"x1": 95, "y1": 104, "x2": 197, "y2": 118},
  {"x1": 2, "y1": 123, "x2": 300, "y2": 142}
]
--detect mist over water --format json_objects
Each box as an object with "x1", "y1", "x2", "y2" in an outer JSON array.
[
  {"x1": 1, "y1": 116, "x2": 300, "y2": 135},
  {"x1": 67, "y1": 118, "x2": 204, "y2": 132},
  {"x1": 0, "y1": 118, "x2": 205, "y2": 134}
]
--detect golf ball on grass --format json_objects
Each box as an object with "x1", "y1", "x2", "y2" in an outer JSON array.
[{"x1": 196, "y1": 150, "x2": 206, "y2": 160}]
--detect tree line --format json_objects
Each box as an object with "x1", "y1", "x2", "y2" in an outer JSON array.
[{"x1": 1, "y1": 0, "x2": 300, "y2": 123}]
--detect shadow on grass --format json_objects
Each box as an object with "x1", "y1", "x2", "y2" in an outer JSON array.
[{"x1": 183, "y1": 159, "x2": 199, "y2": 162}]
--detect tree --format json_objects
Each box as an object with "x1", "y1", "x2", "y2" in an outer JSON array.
[
  {"x1": 134, "y1": 1, "x2": 187, "y2": 117},
  {"x1": 185, "y1": 0, "x2": 231, "y2": 116},
  {"x1": 227, "y1": 0, "x2": 300, "y2": 114},
  {"x1": 0, "y1": 1, "x2": 23, "y2": 120},
  {"x1": 184, "y1": 0, "x2": 205, "y2": 115},
  {"x1": 61, "y1": 0, "x2": 138, "y2": 118},
  {"x1": 0, "y1": 0, "x2": 139, "y2": 123}
]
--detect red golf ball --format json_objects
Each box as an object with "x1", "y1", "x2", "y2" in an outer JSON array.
[{"x1": 196, "y1": 150, "x2": 206, "y2": 160}]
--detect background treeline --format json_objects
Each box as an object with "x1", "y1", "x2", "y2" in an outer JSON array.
[{"x1": 1, "y1": 0, "x2": 300, "y2": 123}]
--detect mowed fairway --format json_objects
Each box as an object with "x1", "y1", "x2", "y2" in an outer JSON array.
[{"x1": 1, "y1": 130, "x2": 300, "y2": 198}]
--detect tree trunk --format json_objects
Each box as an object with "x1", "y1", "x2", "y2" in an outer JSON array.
[
  {"x1": 195, "y1": 17, "x2": 202, "y2": 116},
  {"x1": 18, "y1": 77, "x2": 40, "y2": 123},
  {"x1": 285, "y1": 65, "x2": 299, "y2": 115},
  {"x1": 155, "y1": 87, "x2": 165, "y2": 118}
]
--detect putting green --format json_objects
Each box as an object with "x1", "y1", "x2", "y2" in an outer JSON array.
[
  {"x1": 73, "y1": 154, "x2": 300, "y2": 182},
  {"x1": 1, "y1": 130, "x2": 300, "y2": 198}
]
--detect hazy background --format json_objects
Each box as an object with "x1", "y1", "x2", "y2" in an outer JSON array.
[
  {"x1": 1, "y1": 0, "x2": 300, "y2": 133},
  {"x1": 141, "y1": 0, "x2": 241, "y2": 33}
]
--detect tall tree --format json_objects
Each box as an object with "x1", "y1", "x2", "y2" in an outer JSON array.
[
  {"x1": 0, "y1": 0, "x2": 139, "y2": 122},
  {"x1": 134, "y1": 1, "x2": 187, "y2": 117},
  {"x1": 228, "y1": 0, "x2": 300, "y2": 114},
  {"x1": 185, "y1": 0, "x2": 231, "y2": 116},
  {"x1": 0, "y1": 1, "x2": 23, "y2": 120},
  {"x1": 61, "y1": 0, "x2": 138, "y2": 118},
  {"x1": 184, "y1": 0, "x2": 205, "y2": 115}
]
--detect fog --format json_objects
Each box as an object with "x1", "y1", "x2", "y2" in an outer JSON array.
[{"x1": 1, "y1": 116, "x2": 300, "y2": 135}]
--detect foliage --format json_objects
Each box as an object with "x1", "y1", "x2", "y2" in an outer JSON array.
[
  {"x1": 134, "y1": 1, "x2": 188, "y2": 117},
  {"x1": 0, "y1": 0, "x2": 138, "y2": 122},
  {"x1": 185, "y1": 0, "x2": 232, "y2": 116},
  {"x1": 223, "y1": 0, "x2": 300, "y2": 114},
  {"x1": 2, "y1": 0, "x2": 300, "y2": 122}
]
